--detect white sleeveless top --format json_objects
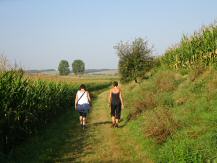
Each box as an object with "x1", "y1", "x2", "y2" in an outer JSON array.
[{"x1": 77, "y1": 91, "x2": 89, "y2": 105}]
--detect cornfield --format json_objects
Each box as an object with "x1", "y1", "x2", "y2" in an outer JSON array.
[
  {"x1": 161, "y1": 22, "x2": 217, "y2": 69},
  {"x1": 0, "y1": 71, "x2": 110, "y2": 154}
]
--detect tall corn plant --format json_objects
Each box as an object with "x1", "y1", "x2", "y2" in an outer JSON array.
[
  {"x1": 0, "y1": 71, "x2": 110, "y2": 154},
  {"x1": 161, "y1": 22, "x2": 217, "y2": 69}
]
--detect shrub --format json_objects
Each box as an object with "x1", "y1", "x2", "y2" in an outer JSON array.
[
  {"x1": 144, "y1": 107, "x2": 180, "y2": 144},
  {"x1": 115, "y1": 37, "x2": 154, "y2": 83}
]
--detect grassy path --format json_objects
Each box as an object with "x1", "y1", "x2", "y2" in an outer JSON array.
[
  {"x1": 54, "y1": 90, "x2": 152, "y2": 162},
  {"x1": 12, "y1": 89, "x2": 152, "y2": 162}
]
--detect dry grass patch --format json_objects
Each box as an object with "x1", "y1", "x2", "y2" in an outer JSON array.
[
  {"x1": 189, "y1": 64, "x2": 206, "y2": 81},
  {"x1": 128, "y1": 93, "x2": 157, "y2": 120},
  {"x1": 175, "y1": 97, "x2": 188, "y2": 106},
  {"x1": 144, "y1": 107, "x2": 180, "y2": 144},
  {"x1": 207, "y1": 78, "x2": 217, "y2": 93},
  {"x1": 155, "y1": 71, "x2": 180, "y2": 92}
]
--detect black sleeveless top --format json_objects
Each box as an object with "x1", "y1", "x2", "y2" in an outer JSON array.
[{"x1": 111, "y1": 93, "x2": 121, "y2": 105}]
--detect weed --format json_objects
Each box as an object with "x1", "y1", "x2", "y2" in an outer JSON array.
[
  {"x1": 189, "y1": 64, "x2": 206, "y2": 81},
  {"x1": 175, "y1": 97, "x2": 188, "y2": 106},
  {"x1": 144, "y1": 107, "x2": 180, "y2": 144},
  {"x1": 190, "y1": 80, "x2": 206, "y2": 94},
  {"x1": 155, "y1": 71, "x2": 181, "y2": 92},
  {"x1": 158, "y1": 137, "x2": 204, "y2": 163},
  {"x1": 158, "y1": 92, "x2": 175, "y2": 108},
  {"x1": 129, "y1": 93, "x2": 157, "y2": 120}
]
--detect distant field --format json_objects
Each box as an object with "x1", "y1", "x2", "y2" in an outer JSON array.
[
  {"x1": 25, "y1": 69, "x2": 118, "y2": 76},
  {"x1": 24, "y1": 72, "x2": 119, "y2": 84}
]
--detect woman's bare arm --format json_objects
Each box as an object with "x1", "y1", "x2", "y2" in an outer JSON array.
[
  {"x1": 87, "y1": 91, "x2": 91, "y2": 102},
  {"x1": 75, "y1": 93, "x2": 78, "y2": 110},
  {"x1": 119, "y1": 90, "x2": 124, "y2": 109},
  {"x1": 109, "y1": 90, "x2": 112, "y2": 106}
]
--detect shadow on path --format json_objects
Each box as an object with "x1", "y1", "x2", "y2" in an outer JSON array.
[
  {"x1": 9, "y1": 111, "x2": 96, "y2": 163},
  {"x1": 91, "y1": 121, "x2": 111, "y2": 127}
]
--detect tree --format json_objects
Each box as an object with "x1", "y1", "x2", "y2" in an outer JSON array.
[
  {"x1": 72, "y1": 60, "x2": 85, "y2": 75},
  {"x1": 58, "y1": 60, "x2": 70, "y2": 75},
  {"x1": 0, "y1": 54, "x2": 11, "y2": 72},
  {"x1": 114, "y1": 37, "x2": 153, "y2": 83}
]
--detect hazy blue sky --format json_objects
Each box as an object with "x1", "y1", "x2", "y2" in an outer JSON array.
[{"x1": 0, "y1": 0, "x2": 217, "y2": 70}]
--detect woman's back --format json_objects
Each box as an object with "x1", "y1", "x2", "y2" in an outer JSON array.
[
  {"x1": 111, "y1": 87, "x2": 121, "y2": 105},
  {"x1": 77, "y1": 90, "x2": 89, "y2": 105}
]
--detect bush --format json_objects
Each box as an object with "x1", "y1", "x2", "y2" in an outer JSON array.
[
  {"x1": 115, "y1": 37, "x2": 154, "y2": 83},
  {"x1": 144, "y1": 107, "x2": 180, "y2": 144}
]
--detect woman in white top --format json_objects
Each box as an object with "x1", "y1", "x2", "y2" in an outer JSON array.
[{"x1": 75, "y1": 84, "x2": 91, "y2": 129}]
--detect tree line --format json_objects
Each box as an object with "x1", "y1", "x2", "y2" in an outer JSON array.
[
  {"x1": 58, "y1": 59, "x2": 85, "y2": 75},
  {"x1": 58, "y1": 37, "x2": 155, "y2": 79}
]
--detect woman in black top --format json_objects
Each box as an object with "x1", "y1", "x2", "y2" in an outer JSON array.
[{"x1": 109, "y1": 81, "x2": 124, "y2": 128}]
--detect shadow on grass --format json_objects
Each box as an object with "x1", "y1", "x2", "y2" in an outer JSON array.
[
  {"x1": 91, "y1": 121, "x2": 111, "y2": 126},
  {"x1": 89, "y1": 117, "x2": 130, "y2": 129},
  {"x1": 119, "y1": 115, "x2": 131, "y2": 128},
  {"x1": 8, "y1": 110, "x2": 95, "y2": 163}
]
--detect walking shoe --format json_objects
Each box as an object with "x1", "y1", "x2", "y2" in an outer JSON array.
[
  {"x1": 111, "y1": 123, "x2": 115, "y2": 128},
  {"x1": 115, "y1": 124, "x2": 119, "y2": 128},
  {"x1": 82, "y1": 125, "x2": 87, "y2": 130}
]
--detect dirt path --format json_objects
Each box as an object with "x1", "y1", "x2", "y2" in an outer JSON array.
[{"x1": 55, "y1": 90, "x2": 152, "y2": 162}]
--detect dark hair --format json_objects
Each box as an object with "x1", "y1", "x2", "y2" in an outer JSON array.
[
  {"x1": 80, "y1": 84, "x2": 86, "y2": 90},
  {"x1": 113, "y1": 81, "x2": 118, "y2": 87}
]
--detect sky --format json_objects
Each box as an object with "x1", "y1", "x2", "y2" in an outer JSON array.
[{"x1": 0, "y1": 0, "x2": 217, "y2": 70}]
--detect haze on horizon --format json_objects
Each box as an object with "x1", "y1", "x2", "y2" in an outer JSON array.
[{"x1": 0, "y1": 0, "x2": 217, "y2": 70}]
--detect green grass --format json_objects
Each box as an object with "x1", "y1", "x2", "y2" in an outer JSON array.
[
  {"x1": 4, "y1": 110, "x2": 79, "y2": 162},
  {"x1": 3, "y1": 67, "x2": 216, "y2": 162},
  {"x1": 120, "y1": 67, "x2": 217, "y2": 162},
  {"x1": 0, "y1": 71, "x2": 112, "y2": 156}
]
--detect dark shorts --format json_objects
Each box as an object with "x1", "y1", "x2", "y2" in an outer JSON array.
[
  {"x1": 77, "y1": 104, "x2": 90, "y2": 117},
  {"x1": 78, "y1": 111, "x2": 87, "y2": 117},
  {"x1": 111, "y1": 103, "x2": 121, "y2": 119}
]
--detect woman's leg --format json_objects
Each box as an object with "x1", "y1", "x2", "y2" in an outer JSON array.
[
  {"x1": 79, "y1": 114, "x2": 83, "y2": 125},
  {"x1": 82, "y1": 116, "x2": 86, "y2": 126},
  {"x1": 115, "y1": 104, "x2": 121, "y2": 127},
  {"x1": 115, "y1": 118, "x2": 119, "y2": 125},
  {"x1": 111, "y1": 104, "x2": 116, "y2": 127},
  {"x1": 112, "y1": 116, "x2": 116, "y2": 124}
]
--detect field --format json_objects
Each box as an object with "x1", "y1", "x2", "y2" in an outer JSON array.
[
  {"x1": 0, "y1": 71, "x2": 113, "y2": 161},
  {"x1": 121, "y1": 68, "x2": 217, "y2": 162},
  {"x1": 24, "y1": 73, "x2": 118, "y2": 84},
  {"x1": 1, "y1": 22, "x2": 217, "y2": 163}
]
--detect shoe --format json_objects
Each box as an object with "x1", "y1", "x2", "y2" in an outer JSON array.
[
  {"x1": 111, "y1": 123, "x2": 115, "y2": 128},
  {"x1": 82, "y1": 125, "x2": 87, "y2": 130},
  {"x1": 115, "y1": 124, "x2": 119, "y2": 128}
]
